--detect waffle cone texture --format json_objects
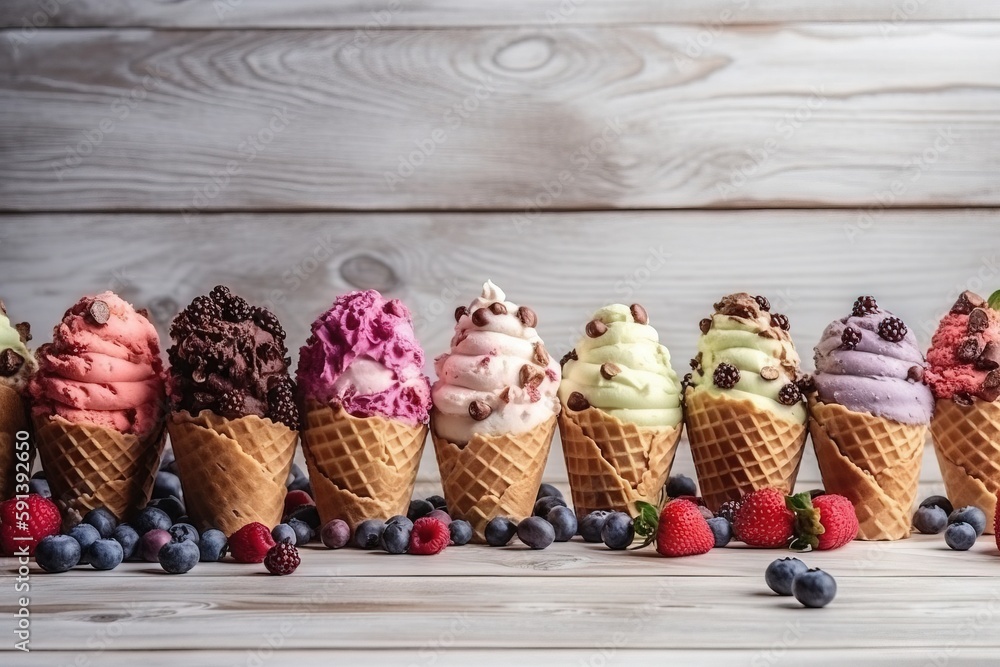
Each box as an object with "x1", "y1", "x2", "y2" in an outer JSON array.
[
  {"x1": 559, "y1": 406, "x2": 682, "y2": 517},
  {"x1": 301, "y1": 400, "x2": 427, "y2": 528},
  {"x1": 168, "y1": 410, "x2": 297, "y2": 536},
  {"x1": 33, "y1": 413, "x2": 165, "y2": 521},
  {"x1": 0, "y1": 385, "x2": 31, "y2": 501},
  {"x1": 684, "y1": 388, "x2": 806, "y2": 511},
  {"x1": 931, "y1": 397, "x2": 1000, "y2": 534},
  {"x1": 809, "y1": 396, "x2": 925, "y2": 541},
  {"x1": 431, "y1": 411, "x2": 556, "y2": 543}
]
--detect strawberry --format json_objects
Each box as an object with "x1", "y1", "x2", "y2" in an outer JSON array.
[
  {"x1": 229, "y1": 522, "x2": 276, "y2": 563},
  {"x1": 654, "y1": 499, "x2": 715, "y2": 557},
  {"x1": 733, "y1": 488, "x2": 795, "y2": 548},
  {"x1": 408, "y1": 517, "x2": 449, "y2": 555},
  {"x1": 1, "y1": 494, "x2": 61, "y2": 556},
  {"x1": 811, "y1": 494, "x2": 858, "y2": 551}
]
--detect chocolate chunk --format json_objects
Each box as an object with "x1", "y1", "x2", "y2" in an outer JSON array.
[
  {"x1": 699, "y1": 318, "x2": 712, "y2": 335},
  {"x1": 0, "y1": 348, "x2": 24, "y2": 376},
  {"x1": 489, "y1": 302, "x2": 507, "y2": 316},
  {"x1": 795, "y1": 374, "x2": 816, "y2": 395},
  {"x1": 469, "y1": 400, "x2": 492, "y2": 421},
  {"x1": 754, "y1": 295, "x2": 771, "y2": 312},
  {"x1": 630, "y1": 304, "x2": 648, "y2": 325},
  {"x1": 760, "y1": 366, "x2": 779, "y2": 381},
  {"x1": 0, "y1": 300, "x2": 5, "y2": 315},
  {"x1": 519, "y1": 364, "x2": 544, "y2": 388},
  {"x1": 770, "y1": 313, "x2": 790, "y2": 331},
  {"x1": 957, "y1": 337, "x2": 983, "y2": 363},
  {"x1": 454, "y1": 306, "x2": 469, "y2": 323},
  {"x1": 984, "y1": 369, "x2": 1000, "y2": 389},
  {"x1": 975, "y1": 342, "x2": 1000, "y2": 371},
  {"x1": 978, "y1": 382, "x2": 1000, "y2": 403},
  {"x1": 968, "y1": 308, "x2": 990, "y2": 334},
  {"x1": 14, "y1": 322, "x2": 30, "y2": 343},
  {"x1": 87, "y1": 299, "x2": 111, "y2": 325},
  {"x1": 533, "y1": 343, "x2": 550, "y2": 367},
  {"x1": 690, "y1": 352, "x2": 702, "y2": 372},
  {"x1": 499, "y1": 387, "x2": 512, "y2": 404},
  {"x1": 560, "y1": 349, "x2": 578, "y2": 367},
  {"x1": 586, "y1": 320, "x2": 608, "y2": 338},
  {"x1": 600, "y1": 363, "x2": 621, "y2": 380},
  {"x1": 953, "y1": 392, "x2": 974, "y2": 407},
  {"x1": 471, "y1": 308, "x2": 489, "y2": 327},
  {"x1": 907, "y1": 366, "x2": 925, "y2": 382},
  {"x1": 951, "y1": 291, "x2": 986, "y2": 315},
  {"x1": 728, "y1": 305, "x2": 755, "y2": 319},
  {"x1": 567, "y1": 391, "x2": 590, "y2": 411},
  {"x1": 516, "y1": 306, "x2": 537, "y2": 328},
  {"x1": 136, "y1": 308, "x2": 151, "y2": 320}
]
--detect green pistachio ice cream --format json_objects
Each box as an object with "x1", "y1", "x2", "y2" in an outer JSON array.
[
  {"x1": 0, "y1": 301, "x2": 36, "y2": 392},
  {"x1": 559, "y1": 304, "x2": 682, "y2": 428}
]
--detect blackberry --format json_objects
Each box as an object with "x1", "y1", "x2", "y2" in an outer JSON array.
[
  {"x1": 253, "y1": 307, "x2": 285, "y2": 340},
  {"x1": 754, "y1": 295, "x2": 771, "y2": 312},
  {"x1": 796, "y1": 374, "x2": 816, "y2": 395},
  {"x1": 269, "y1": 382, "x2": 301, "y2": 431},
  {"x1": 713, "y1": 363, "x2": 740, "y2": 389},
  {"x1": 852, "y1": 295, "x2": 879, "y2": 317},
  {"x1": 217, "y1": 391, "x2": 245, "y2": 417},
  {"x1": 778, "y1": 383, "x2": 802, "y2": 406},
  {"x1": 209, "y1": 285, "x2": 232, "y2": 305},
  {"x1": 186, "y1": 295, "x2": 222, "y2": 324},
  {"x1": 264, "y1": 542, "x2": 300, "y2": 575},
  {"x1": 878, "y1": 317, "x2": 907, "y2": 343},
  {"x1": 770, "y1": 313, "x2": 790, "y2": 331},
  {"x1": 841, "y1": 326, "x2": 862, "y2": 350},
  {"x1": 222, "y1": 294, "x2": 252, "y2": 322},
  {"x1": 717, "y1": 498, "x2": 742, "y2": 524}
]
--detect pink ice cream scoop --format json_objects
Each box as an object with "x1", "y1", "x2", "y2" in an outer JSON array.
[
  {"x1": 925, "y1": 291, "x2": 1000, "y2": 403},
  {"x1": 296, "y1": 290, "x2": 431, "y2": 426},
  {"x1": 29, "y1": 292, "x2": 167, "y2": 436}
]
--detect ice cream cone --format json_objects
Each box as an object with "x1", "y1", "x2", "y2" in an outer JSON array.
[
  {"x1": 808, "y1": 395, "x2": 925, "y2": 540},
  {"x1": 559, "y1": 406, "x2": 682, "y2": 517},
  {"x1": 301, "y1": 400, "x2": 427, "y2": 528},
  {"x1": 33, "y1": 414, "x2": 164, "y2": 521},
  {"x1": 168, "y1": 409, "x2": 297, "y2": 535},
  {"x1": 0, "y1": 385, "x2": 31, "y2": 500},
  {"x1": 931, "y1": 397, "x2": 1000, "y2": 534},
  {"x1": 431, "y1": 411, "x2": 556, "y2": 543},
  {"x1": 685, "y1": 388, "x2": 806, "y2": 511}
]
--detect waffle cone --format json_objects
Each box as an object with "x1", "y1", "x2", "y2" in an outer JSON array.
[
  {"x1": 684, "y1": 387, "x2": 806, "y2": 511},
  {"x1": 33, "y1": 414, "x2": 165, "y2": 521},
  {"x1": 931, "y1": 397, "x2": 1000, "y2": 534},
  {"x1": 431, "y1": 411, "x2": 556, "y2": 543},
  {"x1": 558, "y1": 406, "x2": 682, "y2": 517},
  {"x1": 301, "y1": 400, "x2": 427, "y2": 528},
  {"x1": 168, "y1": 410, "x2": 297, "y2": 536},
  {"x1": 808, "y1": 396, "x2": 925, "y2": 540},
  {"x1": 0, "y1": 385, "x2": 31, "y2": 500}
]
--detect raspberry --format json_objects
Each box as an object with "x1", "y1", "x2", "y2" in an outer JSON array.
[
  {"x1": 754, "y1": 295, "x2": 771, "y2": 312},
  {"x1": 841, "y1": 326, "x2": 862, "y2": 350},
  {"x1": 778, "y1": 383, "x2": 802, "y2": 406},
  {"x1": 229, "y1": 522, "x2": 276, "y2": 563},
  {"x1": 1, "y1": 494, "x2": 61, "y2": 556},
  {"x1": 769, "y1": 313, "x2": 790, "y2": 331},
  {"x1": 283, "y1": 490, "x2": 315, "y2": 518},
  {"x1": 852, "y1": 295, "x2": 879, "y2": 317},
  {"x1": 264, "y1": 542, "x2": 300, "y2": 575},
  {"x1": 408, "y1": 517, "x2": 450, "y2": 555},
  {"x1": 713, "y1": 363, "x2": 740, "y2": 389},
  {"x1": 878, "y1": 316, "x2": 907, "y2": 343}
]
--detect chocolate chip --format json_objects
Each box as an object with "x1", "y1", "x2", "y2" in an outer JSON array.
[
  {"x1": 136, "y1": 308, "x2": 150, "y2": 320},
  {"x1": 519, "y1": 364, "x2": 544, "y2": 388},
  {"x1": 754, "y1": 295, "x2": 771, "y2": 312},
  {"x1": 489, "y1": 302, "x2": 507, "y2": 316},
  {"x1": 953, "y1": 392, "x2": 974, "y2": 407},
  {"x1": 469, "y1": 400, "x2": 492, "y2": 421},
  {"x1": 760, "y1": 366, "x2": 779, "y2": 381},
  {"x1": 586, "y1": 320, "x2": 607, "y2": 338},
  {"x1": 951, "y1": 291, "x2": 986, "y2": 315},
  {"x1": 600, "y1": 363, "x2": 621, "y2": 380},
  {"x1": 770, "y1": 313, "x2": 790, "y2": 331},
  {"x1": 471, "y1": 308, "x2": 489, "y2": 327},
  {"x1": 14, "y1": 322, "x2": 30, "y2": 344},
  {"x1": 87, "y1": 299, "x2": 111, "y2": 325},
  {"x1": 560, "y1": 349, "x2": 578, "y2": 367},
  {"x1": 533, "y1": 343, "x2": 549, "y2": 367},
  {"x1": 907, "y1": 366, "x2": 925, "y2": 382},
  {"x1": 977, "y1": 342, "x2": 1000, "y2": 371},
  {"x1": 454, "y1": 306, "x2": 469, "y2": 323},
  {"x1": 795, "y1": 374, "x2": 816, "y2": 394},
  {"x1": 968, "y1": 308, "x2": 990, "y2": 334},
  {"x1": 699, "y1": 318, "x2": 712, "y2": 335},
  {"x1": 567, "y1": 392, "x2": 590, "y2": 411},
  {"x1": 984, "y1": 369, "x2": 1000, "y2": 389},
  {"x1": 690, "y1": 352, "x2": 702, "y2": 372},
  {"x1": 957, "y1": 337, "x2": 983, "y2": 363},
  {"x1": 978, "y1": 385, "x2": 1000, "y2": 403},
  {"x1": 499, "y1": 387, "x2": 511, "y2": 404},
  {"x1": 630, "y1": 304, "x2": 648, "y2": 325},
  {"x1": 0, "y1": 349, "x2": 24, "y2": 376},
  {"x1": 516, "y1": 306, "x2": 537, "y2": 328}
]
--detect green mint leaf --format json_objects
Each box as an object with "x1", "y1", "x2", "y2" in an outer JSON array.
[{"x1": 989, "y1": 290, "x2": 1000, "y2": 311}]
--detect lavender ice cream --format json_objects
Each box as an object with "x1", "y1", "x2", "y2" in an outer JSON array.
[{"x1": 812, "y1": 296, "x2": 933, "y2": 424}]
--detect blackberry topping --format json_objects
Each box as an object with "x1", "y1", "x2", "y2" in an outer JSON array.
[
  {"x1": 841, "y1": 326, "x2": 862, "y2": 350},
  {"x1": 877, "y1": 316, "x2": 907, "y2": 343},
  {"x1": 769, "y1": 313, "x2": 790, "y2": 331},
  {"x1": 252, "y1": 306, "x2": 285, "y2": 340},
  {"x1": 717, "y1": 499, "x2": 742, "y2": 524},
  {"x1": 852, "y1": 295, "x2": 879, "y2": 317},
  {"x1": 209, "y1": 285, "x2": 232, "y2": 304},
  {"x1": 754, "y1": 295, "x2": 771, "y2": 312},
  {"x1": 796, "y1": 374, "x2": 816, "y2": 395},
  {"x1": 222, "y1": 294, "x2": 252, "y2": 323},
  {"x1": 778, "y1": 383, "x2": 802, "y2": 406},
  {"x1": 217, "y1": 391, "x2": 245, "y2": 417},
  {"x1": 268, "y1": 377, "x2": 300, "y2": 430},
  {"x1": 713, "y1": 363, "x2": 740, "y2": 389}
]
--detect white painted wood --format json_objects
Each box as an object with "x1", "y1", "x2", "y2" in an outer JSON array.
[{"x1": 2, "y1": 24, "x2": 999, "y2": 210}]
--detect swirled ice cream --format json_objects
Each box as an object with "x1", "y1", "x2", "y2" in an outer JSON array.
[{"x1": 0, "y1": 301, "x2": 35, "y2": 393}]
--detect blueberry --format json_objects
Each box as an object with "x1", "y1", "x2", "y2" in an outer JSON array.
[
  {"x1": 949, "y1": 507, "x2": 987, "y2": 536},
  {"x1": 407, "y1": 499, "x2": 434, "y2": 521},
  {"x1": 68, "y1": 523, "x2": 101, "y2": 561},
  {"x1": 913, "y1": 506, "x2": 948, "y2": 535},
  {"x1": 517, "y1": 516, "x2": 555, "y2": 549},
  {"x1": 87, "y1": 539, "x2": 124, "y2": 570},
  {"x1": 765, "y1": 557, "x2": 808, "y2": 596},
  {"x1": 159, "y1": 449, "x2": 176, "y2": 472},
  {"x1": 427, "y1": 509, "x2": 452, "y2": 526},
  {"x1": 199, "y1": 529, "x2": 228, "y2": 562},
  {"x1": 35, "y1": 535, "x2": 81, "y2": 573},
  {"x1": 485, "y1": 516, "x2": 518, "y2": 547},
  {"x1": 579, "y1": 511, "x2": 611, "y2": 543},
  {"x1": 547, "y1": 506, "x2": 577, "y2": 542},
  {"x1": 287, "y1": 518, "x2": 313, "y2": 545},
  {"x1": 380, "y1": 521, "x2": 412, "y2": 554},
  {"x1": 153, "y1": 471, "x2": 183, "y2": 500},
  {"x1": 425, "y1": 495, "x2": 448, "y2": 510},
  {"x1": 321, "y1": 519, "x2": 351, "y2": 549},
  {"x1": 272, "y1": 523, "x2": 297, "y2": 545},
  {"x1": 945, "y1": 522, "x2": 977, "y2": 551},
  {"x1": 536, "y1": 483, "x2": 564, "y2": 502},
  {"x1": 386, "y1": 515, "x2": 414, "y2": 530},
  {"x1": 707, "y1": 517, "x2": 732, "y2": 548},
  {"x1": 533, "y1": 496, "x2": 567, "y2": 518},
  {"x1": 353, "y1": 519, "x2": 385, "y2": 549},
  {"x1": 792, "y1": 569, "x2": 837, "y2": 608},
  {"x1": 134, "y1": 506, "x2": 172, "y2": 536},
  {"x1": 287, "y1": 505, "x2": 321, "y2": 530},
  {"x1": 666, "y1": 474, "x2": 697, "y2": 498},
  {"x1": 158, "y1": 539, "x2": 200, "y2": 574},
  {"x1": 149, "y1": 496, "x2": 186, "y2": 522},
  {"x1": 28, "y1": 477, "x2": 50, "y2": 498},
  {"x1": 168, "y1": 523, "x2": 199, "y2": 544},
  {"x1": 288, "y1": 477, "x2": 313, "y2": 496},
  {"x1": 920, "y1": 495, "x2": 955, "y2": 516},
  {"x1": 449, "y1": 520, "x2": 473, "y2": 546},
  {"x1": 83, "y1": 507, "x2": 118, "y2": 538},
  {"x1": 140, "y1": 528, "x2": 172, "y2": 562},
  {"x1": 601, "y1": 512, "x2": 634, "y2": 550},
  {"x1": 112, "y1": 524, "x2": 140, "y2": 560}
]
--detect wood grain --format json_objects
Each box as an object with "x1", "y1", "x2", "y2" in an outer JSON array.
[{"x1": 2, "y1": 24, "x2": 999, "y2": 211}]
